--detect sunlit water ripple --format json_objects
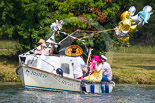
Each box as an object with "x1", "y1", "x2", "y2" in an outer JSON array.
[{"x1": 0, "y1": 82, "x2": 155, "y2": 103}]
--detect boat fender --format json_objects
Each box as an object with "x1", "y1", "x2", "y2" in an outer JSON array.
[
  {"x1": 81, "y1": 83, "x2": 87, "y2": 93},
  {"x1": 101, "y1": 83, "x2": 105, "y2": 93},
  {"x1": 91, "y1": 83, "x2": 95, "y2": 94},
  {"x1": 105, "y1": 83, "x2": 109, "y2": 93},
  {"x1": 56, "y1": 68, "x2": 63, "y2": 76}
]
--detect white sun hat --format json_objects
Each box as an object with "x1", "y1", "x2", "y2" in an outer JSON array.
[{"x1": 101, "y1": 55, "x2": 108, "y2": 61}]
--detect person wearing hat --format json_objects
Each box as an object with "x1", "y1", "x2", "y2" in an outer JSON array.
[
  {"x1": 84, "y1": 56, "x2": 103, "y2": 82},
  {"x1": 100, "y1": 55, "x2": 112, "y2": 82},
  {"x1": 34, "y1": 39, "x2": 49, "y2": 55}
]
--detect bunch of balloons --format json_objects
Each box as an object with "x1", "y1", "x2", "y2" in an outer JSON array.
[
  {"x1": 115, "y1": 5, "x2": 153, "y2": 41},
  {"x1": 50, "y1": 20, "x2": 63, "y2": 31}
]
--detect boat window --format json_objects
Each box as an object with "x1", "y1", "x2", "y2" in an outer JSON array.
[
  {"x1": 27, "y1": 59, "x2": 38, "y2": 67},
  {"x1": 20, "y1": 57, "x2": 26, "y2": 63},
  {"x1": 61, "y1": 63, "x2": 70, "y2": 74}
]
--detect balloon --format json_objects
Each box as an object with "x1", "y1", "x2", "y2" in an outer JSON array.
[
  {"x1": 138, "y1": 11, "x2": 153, "y2": 25},
  {"x1": 118, "y1": 36, "x2": 129, "y2": 41},
  {"x1": 143, "y1": 5, "x2": 152, "y2": 13},
  {"x1": 129, "y1": 25, "x2": 138, "y2": 35},
  {"x1": 115, "y1": 27, "x2": 129, "y2": 37},
  {"x1": 115, "y1": 5, "x2": 153, "y2": 41},
  {"x1": 130, "y1": 5, "x2": 153, "y2": 26},
  {"x1": 115, "y1": 18, "x2": 137, "y2": 41},
  {"x1": 130, "y1": 14, "x2": 139, "y2": 23},
  {"x1": 128, "y1": 6, "x2": 136, "y2": 16},
  {"x1": 120, "y1": 11, "x2": 130, "y2": 20},
  {"x1": 118, "y1": 18, "x2": 132, "y2": 31}
]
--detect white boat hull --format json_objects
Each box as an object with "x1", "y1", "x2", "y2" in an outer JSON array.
[{"x1": 16, "y1": 65, "x2": 115, "y2": 94}]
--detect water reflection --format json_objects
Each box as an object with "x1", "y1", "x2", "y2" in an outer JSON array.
[{"x1": 0, "y1": 83, "x2": 155, "y2": 103}]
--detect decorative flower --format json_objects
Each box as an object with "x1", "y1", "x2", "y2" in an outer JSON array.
[{"x1": 50, "y1": 20, "x2": 63, "y2": 31}]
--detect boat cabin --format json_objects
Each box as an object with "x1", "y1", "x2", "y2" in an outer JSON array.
[{"x1": 23, "y1": 55, "x2": 83, "y2": 78}]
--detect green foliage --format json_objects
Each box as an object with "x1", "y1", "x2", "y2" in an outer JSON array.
[
  {"x1": 0, "y1": 0, "x2": 154, "y2": 54},
  {"x1": 0, "y1": 0, "x2": 55, "y2": 52},
  {"x1": 93, "y1": 33, "x2": 106, "y2": 55}
]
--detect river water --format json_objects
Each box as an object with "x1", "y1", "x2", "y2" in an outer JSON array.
[{"x1": 0, "y1": 82, "x2": 155, "y2": 103}]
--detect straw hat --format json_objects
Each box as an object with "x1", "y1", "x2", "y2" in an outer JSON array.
[{"x1": 37, "y1": 39, "x2": 45, "y2": 44}]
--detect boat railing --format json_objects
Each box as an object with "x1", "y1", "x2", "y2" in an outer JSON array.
[{"x1": 19, "y1": 54, "x2": 56, "y2": 73}]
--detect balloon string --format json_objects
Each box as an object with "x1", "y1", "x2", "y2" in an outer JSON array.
[
  {"x1": 77, "y1": 28, "x2": 116, "y2": 33},
  {"x1": 78, "y1": 28, "x2": 116, "y2": 39}
]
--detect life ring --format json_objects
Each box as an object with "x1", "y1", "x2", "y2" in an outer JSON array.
[{"x1": 65, "y1": 45, "x2": 83, "y2": 57}]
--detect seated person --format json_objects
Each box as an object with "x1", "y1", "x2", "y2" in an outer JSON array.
[
  {"x1": 72, "y1": 56, "x2": 87, "y2": 80},
  {"x1": 84, "y1": 56, "x2": 103, "y2": 82},
  {"x1": 34, "y1": 39, "x2": 49, "y2": 55},
  {"x1": 100, "y1": 55, "x2": 112, "y2": 82}
]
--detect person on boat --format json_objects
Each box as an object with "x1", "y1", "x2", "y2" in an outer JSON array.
[
  {"x1": 80, "y1": 55, "x2": 88, "y2": 77},
  {"x1": 34, "y1": 39, "x2": 49, "y2": 55},
  {"x1": 100, "y1": 55, "x2": 112, "y2": 82},
  {"x1": 83, "y1": 56, "x2": 103, "y2": 82},
  {"x1": 72, "y1": 56, "x2": 87, "y2": 80}
]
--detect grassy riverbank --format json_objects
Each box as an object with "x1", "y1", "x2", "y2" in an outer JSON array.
[
  {"x1": 112, "y1": 53, "x2": 155, "y2": 84},
  {"x1": 0, "y1": 56, "x2": 20, "y2": 82},
  {"x1": 0, "y1": 46, "x2": 155, "y2": 84},
  {"x1": 0, "y1": 40, "x2": 18, "y2": 55}
]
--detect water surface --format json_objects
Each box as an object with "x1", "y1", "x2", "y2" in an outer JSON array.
[{"x1": 0, "y1": 82, "x2": 155, "y2": 103}]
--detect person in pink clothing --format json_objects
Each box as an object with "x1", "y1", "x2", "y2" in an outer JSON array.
[
  {"x1": 100, "y1": 55, "x2": 112, "y2": 82},
  {"x1": 34, "y1": 39, "x2": 49, "y2": 55}
]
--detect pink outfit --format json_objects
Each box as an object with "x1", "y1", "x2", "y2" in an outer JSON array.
[
  {"x1": 89, "y1": 56, "x2": 102, "y2": 74},
  {"x1": 34, "y1": 48, "x2": 49, "y2": 55}
]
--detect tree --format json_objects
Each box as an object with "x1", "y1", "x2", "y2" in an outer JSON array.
[{"x1": 1, "y1": 0, "x2": 152, "y2": 55}]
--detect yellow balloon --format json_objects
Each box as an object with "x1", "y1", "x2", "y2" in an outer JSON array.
[
  {"x1": 119, "y1": 36, "x2": 129, "y2": 41},
  {"x1": 118, "y1": 19, "x2": 132, "y2": 31},
  {"x1": 120, "y1": 11, "x2": 131, "y2": 20},
  {"x1": 117, "y1": 23, "x2": 123, "y2": 32},
  {"x1": 129, "y1": 25, "x2": 138, "y2": 35},
  {"x1": 116, "y1": 11, "x2": 138, "y2": 39}
]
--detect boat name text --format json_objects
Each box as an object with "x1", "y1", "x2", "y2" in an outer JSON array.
[
  {"x1": 26, "y1": 70, "x2": 48, "y2": 78},
  {"x1": 53, "y1": 75, "x2": 80, "y2": 88}
]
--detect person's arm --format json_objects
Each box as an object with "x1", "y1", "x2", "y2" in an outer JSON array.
[
  {"x1": 80, "y1": 57, "x2": 88, "y2": 73},
  {"x1": 102, "y1": 63, "x2": 107, "y2": 73},
  {"x1": 82, "y1": 67, "x2": 88, "y2": 73},
  {"x1": 34, "y1": 49, "x2": 41, "y2": 55},
  {"x1": 95, "y1": 63, "x2": 102, "y2": 72}
]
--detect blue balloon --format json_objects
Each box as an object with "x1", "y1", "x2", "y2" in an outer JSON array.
[{"x1": 138, "y1": 11, "x2": 153, "y2": 25}]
